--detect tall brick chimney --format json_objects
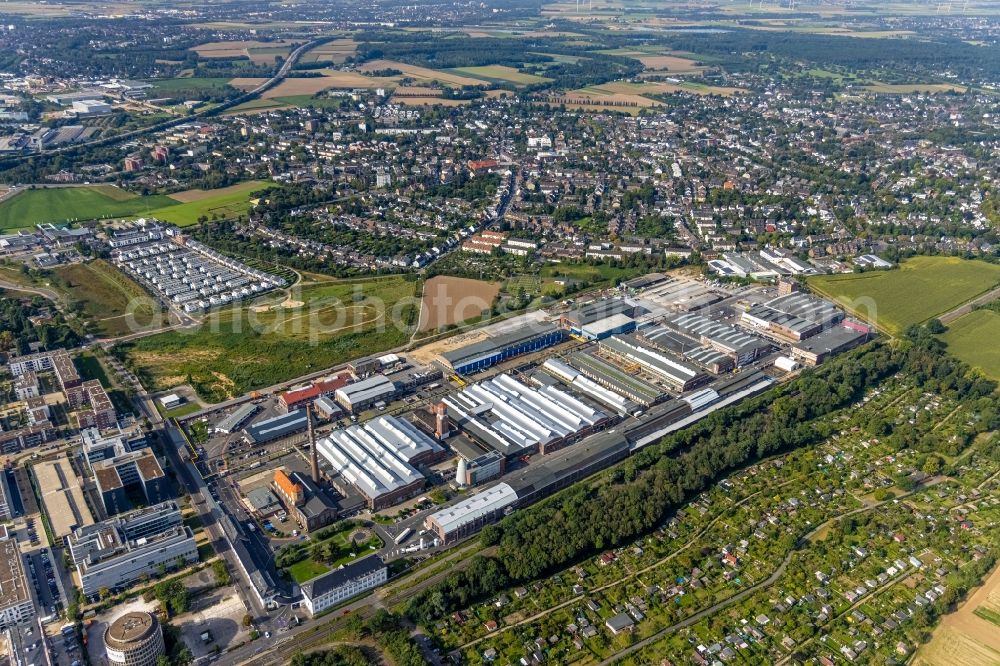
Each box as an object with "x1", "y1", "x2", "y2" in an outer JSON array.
[
  {"x1": 432, "y1": 402, "x2": 450, "y2": 440},
  {"x1": 307, "y1": 403, "x2": 320, "y2": 483}
]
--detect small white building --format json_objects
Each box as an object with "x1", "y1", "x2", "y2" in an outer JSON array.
[{"x1": 158, "y1": 393, "x2": 183, "y2": 410}]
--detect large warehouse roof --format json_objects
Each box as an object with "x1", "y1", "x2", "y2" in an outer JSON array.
[
  {"x1": 216, "y1": 403, "x2": 258, "y2": 434},
  {"x1": 600, "y1": 335, "x2": 702, "y2": 388},
  {"x1": 765, "y1": 292, "x2": 844, "y2": 327},
  {"x1": 316, "y1": 416, "x2": 430, "y2": 501},
  {"x1": 243, "y1": 409, "x2": 308, "y2": 444},
  {"x1": 334, "y1": 375, "x2": 395, "y2": 406},
  {"x1": 441, "y1": 322, "x2": 561, "y2": 369},
  {"x1": 665, "y1": 313, "x2": 770, "y2": 356},
  {"x1": 443, "y1": 373, "x2": 606, "y2": 455},
  {"x1": 427, "y1": 483, "x2": 518, "y2": 536}
]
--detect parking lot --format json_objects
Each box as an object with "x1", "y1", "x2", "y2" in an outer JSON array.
[{"x1": 175, "y1": 585, "x2": 249, "y2": 659}]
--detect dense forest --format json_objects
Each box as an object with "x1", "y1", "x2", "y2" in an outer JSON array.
[
  {"x1": 651, "y1": 26, "x2": 1000, "y2": 81},
  {"x1": 406, "y1": 327, "x2": 998, "y2": 624}
]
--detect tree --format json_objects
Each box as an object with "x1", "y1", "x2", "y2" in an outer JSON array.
[
  {"x1": 242, "y1": 613, "x2": 253, "y2": 628},
  {"x1": 926, "y1": 318, "x2": 947, "y2": 334}
]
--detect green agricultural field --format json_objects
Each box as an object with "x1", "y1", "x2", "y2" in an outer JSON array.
[
  {"x1": 146, "y1": 77, "x2": 236, "y2": 97},
  {"x1": 118, "y1": 275, "x2": 419, "y2": 402},
  {"x1": 808, "y1": 256, "x2": 1000, "y2": 334},
  {"x1": 452, "y1": 65, "x2": 552, "y2": 85},
  {"x1": 0, "y1": 186, "x2": 178, "y2": 230},
  {"x1": 940, "y1": 309, "x2": 1000, "y2": 380},
  {"x1": 147, "y1": 181, "x2": 278, "y2": 226}
]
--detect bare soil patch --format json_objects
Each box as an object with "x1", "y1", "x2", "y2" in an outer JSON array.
[{"x1": 418, "y1": 276, "x2": 501, "y2": 332}]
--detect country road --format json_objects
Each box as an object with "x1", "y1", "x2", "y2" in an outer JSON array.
[
  {"x1": 938, "y1": 284, "x2": 1000, "y2": 324},
  {"x1": 0, "y1": 278, "x2": 61, "y2": 302},
  {"x1": 0, "y1": 36, "x2": 332, "y2": 165}
]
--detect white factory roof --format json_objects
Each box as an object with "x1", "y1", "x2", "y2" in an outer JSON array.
[
  {"x1": 580, "y1": 312, "x2": 634, "y2": 337},
  {"x1": 317, "y1": 416, "x2": 429, "y2": 500},
  {"x1": 363, "y1": 415, "x2": 442, "y2": 463},
  {"x1": 442, "y1": 373, "x2": 606, "y2": 454},
  {"x1": 428, "y1": 483, "x2": 518, "y2": 536},
  {"x1": 602, "y1": 336, "x2": 700, "y2": 386},
  {"x1": 542, "y1": 358, "x2": 637, "y2": 415}
]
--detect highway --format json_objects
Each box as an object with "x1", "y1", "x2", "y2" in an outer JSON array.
[{"x1": 0, "y1": 36, "x2": 333, "y2": 166}]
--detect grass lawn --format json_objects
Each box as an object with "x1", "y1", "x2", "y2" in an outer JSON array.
[
  {"x1": 53, "y1": 259, "x2": 160, "y2": 336},
  {"x1": 940, "y1": 309, "x2": 1000, "y2": 380},
  {"x1": 118, "y1": 275, "x2": 419, "y2": 402},
  {"x1": 0, "y1": 186, "x2": 178, "y2": 230},
  {"x1": 287, "y1": 559, "x2": 330, "y2": 584},
  {"x1": 539, "y1": 262, "x2": 642, "y2": 286},
  {"x1": 286, "y1": 525, "x2": 383, "y2": 584},
  {"x1": 148, "y1": 181, "x2": 278, "y2": 226},
  {"x1": 162, "y1": 402, "x2": 203, "y2": 419},
  {"x1": 75, "y1": 352, "x2": 111, "y2": 385},
  {"x1": 808, "y1": 256, "x2": 1000, "y2": 335}
]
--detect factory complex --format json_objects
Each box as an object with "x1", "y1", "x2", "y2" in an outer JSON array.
[{"x1": 175, "y1": 273, "x2": 872, "y2": 611}]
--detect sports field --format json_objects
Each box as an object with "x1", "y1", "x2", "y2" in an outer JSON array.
[
  {"x1": 118, "y1": 275, "x2": 419, "y2": 402},
  {"x1": 0, "y1": 186, "x2": 178, "y2": 230},
  {"x1": 147, "y1": 181, "x2": 277, "y2": 226},
  {"x1": 940, "y1": 309, "x2": 1000, "y2": 380},
  {"x1": 808, "y1": 256, "x2": 1000, "y2": 334}
]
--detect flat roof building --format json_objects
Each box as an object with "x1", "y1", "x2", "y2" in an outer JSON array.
[
  {"x1": 243, "y1": 409, "x2": 308, "y2": 445},
  {"x1": 67, "y1": 502, "x2": 183, "y2": 566},
  {"x1": 579, "y1": 313, "x2": 637, "y2": 341},
  {"x1": 78, "y1": 525, "x2": 197, "y2": 597},
  {"x1": 34, "y1": 455, "x2": 94, "y2": 538},
  {"x1": 440, "y1": 323, "x2": 565, "y2": 375},
  {"x1": 215, "y1": 403, "x2": 258, "y2": 434},
  {"x1": 791, "y1": 323, "x2": 871, "y2": 366},
  {"x1": 0, "y1": 526, "x2": 33, "y2": 629},
  {"x1": 334, "y1": 375, "x2": 396, "y2": 413},
  {"x1": 93, "y1": 450, "x2": 170, "y2": 516},
  {"x1": 425, "y1": 483, "x2": 518, "y2": 544},
  {"x1": 560, "y1": 299, "x2": 635, "y2": 332}
]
